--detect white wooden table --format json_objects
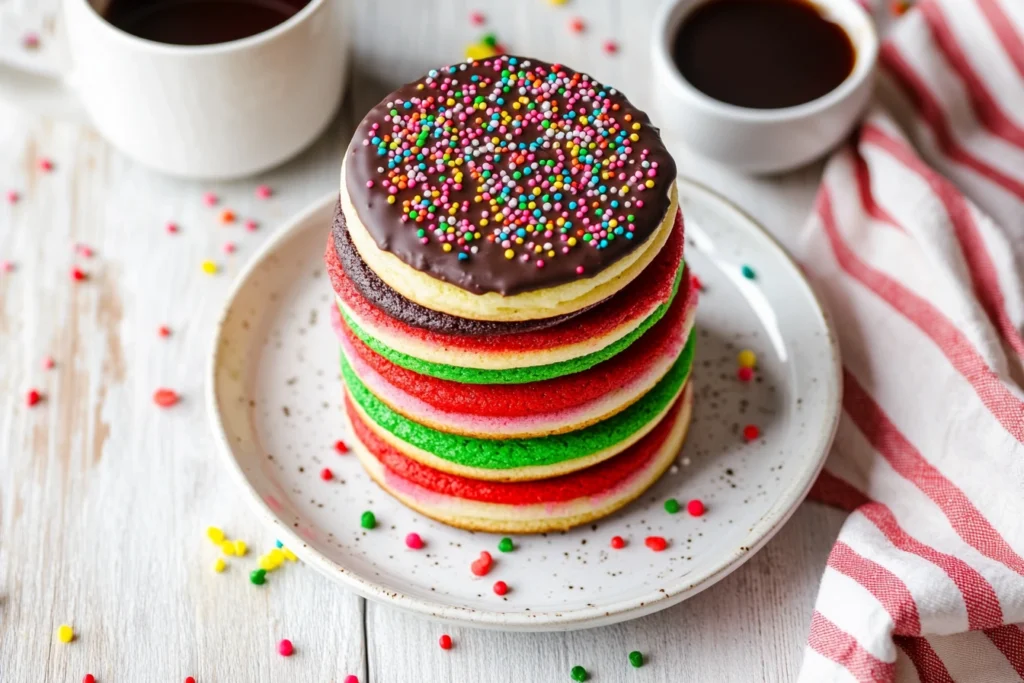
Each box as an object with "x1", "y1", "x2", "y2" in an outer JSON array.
[{"x1": 0, "y1": 1, "x2": 849, "y2": 680}]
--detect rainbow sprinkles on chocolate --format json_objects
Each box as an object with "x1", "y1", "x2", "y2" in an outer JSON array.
[{"x1": 343, "y1": 55, "x2": 677, "y2": 296}]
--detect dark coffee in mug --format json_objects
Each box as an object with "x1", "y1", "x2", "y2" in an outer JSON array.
[{"x1": 101, "y1": 0, "x2": 311, "y2": 46}]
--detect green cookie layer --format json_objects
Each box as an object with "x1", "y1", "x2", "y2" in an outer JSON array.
[
  {"x1": 340, "y1": 260, "x2": 686, "y2": 385},
  {"x1": 341, "y1": 330, "x2": 696, "y2": 471}
]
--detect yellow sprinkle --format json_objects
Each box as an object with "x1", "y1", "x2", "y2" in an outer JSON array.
[
  {"x1": 201, "y1": 260, "x2": 218, "y2": 275},
  {"x1": 387, "y1": 196, "x2": 396, "y2": 205},
  {"x1": 504, "y1": 249, "x2": 514, "y2": 260},
  {"x1": 57, "y1": 624, "x2": 73, "y2": 643},
  {"x1": 233, "y1": 540, "x2": 247, "y2": 556},
  {"x1": 549, "y1": 0, "x2": 568, "y2": 4},
  {"x1": 738, "y1": 349, "x2": 757, "y2": 369},
  {"x1": 268, "y1": 548, "x2": 286, "y2": 564},
  {"x1": 206, "y1": 526, "x2": 225, "y2": 544},
  {"x1": 213, "y1": 558, "x2": 226, "y2": 573},
  {"x1": 567, "y1": 237, "x2": 577, "y2": 247},
  {"x1": 258, "y1": 555, "x2": 276, "y2": 571},
  {"x1": 620, "y1": 185, "x2": 630, "y2": 194},
  {"x1": 629, "y1": 133, "x2": 639, "y2": 142},
  {"x1": 645, "y1": 179, "x2": 655, "y2": 188},
  {"x1": 465, "y1": 43, "x2": 498, "y2": 60},
  {"x1": 220, "y1": 540, "x2": 236, "y2": 556},
  {"x1": 282, "y1": 548, "x2": 298, "y2": 562},
  {"x1": 479, "y1": 218, "x2": 489, "y2": 227},
  {"x1": 442, "y1": 243, "x2": 452, "y2": 252}
]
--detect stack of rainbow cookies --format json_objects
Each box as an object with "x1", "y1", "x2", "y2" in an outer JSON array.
[{"x1": 326, "y1": 55, "x2": 697, "y2": 533}]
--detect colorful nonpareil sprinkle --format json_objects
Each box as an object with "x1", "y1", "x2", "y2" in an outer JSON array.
[
  {"x1": 185, "y1": 677, "x2": 196, "y2": 683},
  {"x1": 344, "y1": 676, "x2": 359, "y2": 683},
  {"x1": 39, "y1": 158, "x2": 54, "y2": 172},
  {"x1": 320, "y1": 467, "x2": 333, "y2": 481},
  {"x1": 549, "y1": 0, "x2": 569, "y2": 5},
  {"x1": 687, "y1": 499, "x2": 706, "y2": 517},
  {"x1": 570, "y1": 665, "x2": 588, "y2": 681},
  {"x1": 220, "y1": 209, "x2": 236, "y2": 224},
  {"x1": 737, "y1": 367, "x2": 754, "y2": 382},
  {"x1": 75, "y1": 244, "x2": 94, "y2": 258},
  {"x1": 22, "y1": 32, "x2": 40, "y2": 49},
  {"x1": 26, "y1": 389, "x2": 41, "y2": 407},
  {"x1": 220, "y1": 540, "x2": 236, "y2": 556},
  {"x1": 223, "y1": 242, "x2": 236, "y2": 254},
  {"x1": 470, "y1": 550, "x2": 493, "y2": 576},
  {"x1": 166, "y1": 222, "x2": 179, "y2": 234},
  {"x1": 743, "y1": 424, "x2": 760, "y2": 441},
  {"x1": 664, "y1": 498, "x2": 680, "y2": 514},
  {"x1": 201, "y1": 260, "x2": 218, "y2": 275},
  {"x1": 890, "y1": 0, "x2": 911, "y2": 15},
  {"x1": 282, "y1": 547, "x2": 298, "y2": 562},
  {"x1": 43, "y1": 356, "x2": 55, "y2": 370},
  {"x1": 153, "y1": 388, "x2": 179, "y2": 407},
  {"x1": 465, "y1": 42, "x2": 499, "y2": 60},
  {"x1": 158, "y1": 325, "x2": 171, "y2": 338},
  {"x1": 737, "y1": 349, "x2": 757, "y2": 368},
  {"x1": 644, "y1": 536, "x2": 667, "y2": 552},
  {"x1": 213, "y1": 557, "x2": 226, "y2": 573},
  {"x1": 469, "y1": 10, "x2": 485, "y2": 25},
  {"x1": 249, "y1": 568, "x2": 267, "y2": 585},
  {"x1": 71, "y1": 267, "x2": 87, "y2": 281},
  {"x1": 244, "y1": 219, "x2": 259, "y2": 232},
  {"x1": 277, "y1": 639, "x2": 294, "y2": 656},
  {"x1": 0, "y1": 260, "x2": 14, "y2": 273},
  {"x1": 206, "y1": 526, "x2": 225, "y2": 543},
  {"x1": 603, "y1": 39, "x2": 619, "y2": 54},
  {"x1": 439, "y1": 634, "x2": 453, "y2": 650},
  {"x1": 497, "y1": 537, "x2": 514, "y2": 553},
  {"x1": 569, "y1": 17, "x2": 585, "y2": 33},
  {"x1": 83, "y1": 674, "x2": 96, "y2": 683},
  {"x1": 629, "y1": 650, "x2": 644, "y2": 668},
  {"x1": 610, "y1": 535, "x2": 625, "y2": 549},
  {"x1": 405, "y1": 532, "x2": 424, "y2": 549},
  {"x1": 203, "y1": 192, "x2": 218, "y2": 206},
  {"x1": 233, "y1": 540, "x2": 247, "y2": 556},
  {"x1": 492, "y1": 580, "x2": 508, "y2": 596},
  {"x1": 360, "y1": 511, "x2": 376, "y2": 529},
  {"x1": 57, "y1": 624, "x2": 74, "y2": 643},
  {"x1": 741, "y1": 264, "x2": 756, "y2": 279},
  {"x1": 255, "y1": 185, "x2": 273, "y2": 199},
  {"x1": 6, "y1": 190, "x2": 20, "y2": 204},
  {"x1": 334, "y1": 440, "x2": 349, "y2": 454}
]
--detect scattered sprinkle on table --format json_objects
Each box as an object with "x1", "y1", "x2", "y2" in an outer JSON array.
[
  {"x1": 737, "y1": 367, "x2": 754, "y2": 382},
  {"x1": 890, "y1": 0, "x2": 911, "y2": 16},
  {"x1": 223, "y1": 241, "x2": 236, "y2": 254},
  {"x1": 43, "y1": 356, "x2": 55, "y2": 370},
  {"x1": 220, "y1": 209, "x2": 235, "y2": 223},
  {"x1": 664, "y1": 498, "x2": 680, "y2": 514},
  {"x1": 57, "y1": 624, "x2": 74, "y2": 643},
  {"x1": 166, "y1": 222, "x2": 179, "y2": 234},
  {"x1": 610, "y1": 535, "x2": 625, "y2": 549},
  {"x1": 255, "y1": 184, "x2": 272, "y2": 199},
  {"x1": 244, "y1": 219, "x2": 259, "y2": 232},
  {"x1": 497, "y1": 537, "x2": 514, "y2": 553},
  {"x1": 737, "y1": 349, "x2": 757, "y2": 368},
  {"x1": 334, "y1": 440, "x2": 349, "y2": 454},
  {"x1": 39, "y1": 158, "x2": 54, "y2": 172},
  {"x1": 234, "y1": 540, "x2": 247, "y2": 556},
  {"x1": 405, "y1": 532, "x2": 424, "y2": 549},
  {"x1": 158, "y1": 325, "x2": 171, "y2": 338},
  {"x1": 603, "y1": 39, "x2": 619, "y2": 54},
  {"x1": 629, "y1": 650, "x2": 644, "y2": 668},
  {"x1": 250, "y1": 568, "x2": 267, "y2": 585},
  {"x1": 570, "y1": 665, "x2": 588, "y2": 681},
  {"x1": 282, "y1": 547, "x2": 298, "y2": 562},
  {"x1": 439, "y1": 634, "x2": 453, "y2": 650},
  {"x1": 220, "y1": 540, "x2": 236, "y2": 556},
  {"x1": 202, "y1": 192, "x2": 218, "y2": 206},
  {"x1": 470, "y1": 551, "x2": 493, "y2": 577},
  {"x1": 741, "y1": 264, "x2": 756, "y2": 279},
  {"x1": 320, "y1": 467, "x2": 333, "y2": 481},
  {"x1": 22, "y1": 32, "x2": 40, "y2": 49},
  {"x1": 0, "y1": 260, "x2": 14, "y2": 273},
  {"x1": 493, "y1": 580, "x2": 508, "y2": 596},
  {"x1": 83, "y1": 674, "x2": 96, "y2": 683},
  {"x1": 7, "y1": 190, "x2": 20, "y2": 203},
  {"x1": 645, "y1": 536, "x2": 667, "y2": 552},
  {"x1": 206, "y1": 526, "x2": 225, "y2": 543},
  {"x1": 549, "y1": 0, "x2": 569, "y2": 4},
  {"x1": 71, "y1": 267, "x2": 87, "y2": 281},
  {"x1": 688, "y1": 499, "x2": 706, "y2": 517},
  {"x1": 360, "y1": 510, "x2": 376, "y2": 529},
  {"x1": 469, "y1": 10, "x2": 485, "y2": 24},
  {"x1": 569, "y1": 17, "x2": 585, "y2": 33},
  {"x1": 465, "y1": 41, "x2": 499, "y2": 60},
  {"x1": 201, "y1": 260, "x2": 218, "y2": 275},
  {"x1": 75, "y1": 243, "x2": 94, "y2": 258},
  {"x1": 743, "y1": 424, "x2": 760, "y2": 441},
  {"x1": 213, "y1": 557, "x2": 226, "y2": 573},
  {"x1": 277, "y1": 639, "x2": 294, "y2": 656},
  {"x1": 344, "y1": 676, "x2": 359, "y2": 683},
  {"x1": 185, "y1": 677, "x2": 196, "y2": 683},
  {"x1": 153, "y1": 388, "x2": 179, "y2": 408},
  {"x1": 26, "y1": 389, "x2": 42, "y2": 407}
]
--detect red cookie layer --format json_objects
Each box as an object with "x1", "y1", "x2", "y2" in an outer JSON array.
[
  {"x1": 346, "y1": 392, "x2": 683, "y2": 505},
  {"x1": 338, "y1": 269, "x2": 697, "y2": 419},
  {"x1": 327, "y1": 210, "x2": 684, "y2": 353}
]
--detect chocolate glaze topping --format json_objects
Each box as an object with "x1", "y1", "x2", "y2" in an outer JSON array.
[
  {"x1": 331, "y1": 202, "x2": 594, "y2": 335},
  {"x1": 345, "y1": 55, "x2": 676, "y2": 296}
]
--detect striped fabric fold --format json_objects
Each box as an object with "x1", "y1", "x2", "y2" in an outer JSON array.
[{"x1": 796, "y1": 1, "x2": 1024, "y2": 680}]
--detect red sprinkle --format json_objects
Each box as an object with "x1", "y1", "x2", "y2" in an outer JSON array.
[
  {"x1": 71, "y1": 267, "x2": 87, "y2": 282},
  {"x1": 344, "y1": 677, "x2": 359, "y2": 683},
  {"x1": 405, "y1": 532, "x2": 424, "y2": 550},
  {"x1": 83, "y1": 675, "x2": 95, "y2": 683},
  {"x1": 492, "y1": 580, "x2": 508, "y2": 596},
  {"x1": 39, "y1": 158, "x2": 54, "y2": 172},
  {"x1": 255, "y1": 185, "x2": 273, "y2": 199},
  {"x1": 319, "y1": 467, "x2": 333, "y2": 481},
  {"x1": 185, "y1": 678, "x2": 196, "y2": 683},
  {"x1": 203, "y1": 192, "x2": 218, "y2": 206},
  {"x1": 569, "y1": 17, "x2": 585, "y2": 33},
  {"x1": 737, "y1": 367, "x2": 754, "y2": 382},
  {"x1": 42, "y1": 356, "x2": 55, "y2": 370},
  {"x1": 26, "y1": 389, "x2": 42, "y2": 406},
  {"x1": 470, "y1": 550, "x2": 493, "y2": 576},
  {"x1": 6, "y1": 190, "x2": 19, "y2": 204},
  {"x1": 334, "y1": 440, "x2": 349, "y2": 454},
  {"x1": 158, "y1": 325, "x2": 171, "y2": 338},
  {"x1": 277, "y1": 639, "x2": 294, "y2": 656},
  {"x1": 687, "y1": 499, "x2": 706, "y2": 517},
  {"x1": 244, "y1": 219, "x2": 259, "y2": 232},
  {"x1": 220, "y1": 209, "x2": 236, "y2": 224},
  {"x1": 691, "y1": 274, "x2": 703, "y2": 291},
  {"x1": 645, "y1": 536, "x2": 668, "y2": 552},
  {"x1": 166, "y1": 222, "x2": 179, "y2": 234},
  {"x1": 603, "y1": 39, "x2": 619, "y2": 54},
  {"x1": 610, "y1": 536, "x2": 625, "y2": 549},
  {"x1": 439, "y1": 634, "x2": 453, "y2": 650},
  {"x1": 470, "y1": 10, "x2": 486, "y2": 25},
  {"x1": 743, "y1": 424, "x2": 760, "y2": 442},
  {"x1": 153, "y1": 388, "x2": 179, "y2": 407}
]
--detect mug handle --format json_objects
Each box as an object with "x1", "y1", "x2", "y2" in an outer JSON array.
[{"x1": 0, "y1": 5, "x2": 87, "y2": 121}]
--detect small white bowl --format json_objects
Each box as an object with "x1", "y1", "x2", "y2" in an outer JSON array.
[{"x1": 651, "y1": 0, "x2": 878, "y2": 174}]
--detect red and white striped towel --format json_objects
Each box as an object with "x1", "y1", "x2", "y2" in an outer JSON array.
[{"x1": 796, "y1": 1, "x2": 1024, "y2": 680}]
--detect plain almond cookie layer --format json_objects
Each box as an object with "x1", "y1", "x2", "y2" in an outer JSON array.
[
  {"x1": 341, "y1": 55, "x2": 678, "y2": 322},
  {"x1": 345, "y1": 384, "x2": 694, "y2": 533}
]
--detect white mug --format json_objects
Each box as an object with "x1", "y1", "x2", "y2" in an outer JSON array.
[
  {"x1": 1, "y1": 0, "x2": 347, "y2": 179},
  {"x1": 650, "y1": 0, "x2": 877, "y2": 174}
]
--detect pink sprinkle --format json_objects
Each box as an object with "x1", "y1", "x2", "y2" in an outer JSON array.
[
  {"x1": 202, "y1": 192, "x2": 218, "y2": 206},
  {"x1": 470, "y1": 10, "x2": 486, "y2": 25},
  {"x1": 166, "y1": 222, "x2": 179, "y2": 234},
  {"x1": 277, "y1": 639, "x2": 294, "y2": 657},
  {"x1": 255, "y1": 184, "x2": 273, "y2": 199},
  {"x1": 320, "y1": 467, "x2": 333, "y2": 481},
  {"x1": 75, "y1": 244, "x2": 94, "y2": 258},
  {"x1": 569, "y1": 17, "x2": 585, "y2": 33},
  {"x1": 6, "y1": 190, "x2": 19, "y2": 204},
  {"x1": 0, "y1": 260, "x2": 13, "y2": 273},
  {"x1": 575, "y1": 266, "x2": 584, "y2": 275},
  {"x1": 344, "y1": 677, "x2": 359, "y2": 683},
  {"x1": 244, "y1": 219, "x2": 258, "y2": 232},
  {"x1": 223, "y1": 241, "x2": 236, "y2": 254},
  {"x1": 405, "y1": 532, "x2": 424, "y2": 550},
  {"x1": 22, "y1": 32, "x2": 40, "y2": 49},
  {"x1": 42, "y1": 356, "x2": 55, "y2": 370},
  {"x1": 39, "y1": 158, "x2": 54, "y2": 172},
  {"x1": 603, "y1": 40, "x2": 619, "y2": 54}
]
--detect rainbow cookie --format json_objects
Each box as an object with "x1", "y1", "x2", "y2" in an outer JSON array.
[{"x1": 326, "y1": 55, "x2": 694, "y2": 532}]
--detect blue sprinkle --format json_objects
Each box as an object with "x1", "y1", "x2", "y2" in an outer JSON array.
[
  {"x1": 275, "y1": 539, "x2": 283, "y2": 548},
  {"x1": 458, "y1": 253, "x2": 468, "y2": 261},
  {"x1": 741, "y1": 265, "x2": 756, "y2": 280}
]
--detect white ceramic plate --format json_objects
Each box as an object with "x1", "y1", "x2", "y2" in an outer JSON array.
[{"x1": 207, "y1": 178, "x2": 841, "y2": 631}]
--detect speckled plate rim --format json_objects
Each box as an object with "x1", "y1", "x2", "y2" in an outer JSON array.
[{"x1": 206, "y1": 179, "x2": 842, "y2": 631}]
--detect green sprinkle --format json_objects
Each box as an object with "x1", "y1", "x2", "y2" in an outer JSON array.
[
  {"x1": 483, "y1": 33, "x2": 497, "y2": 47},
  {"x1": 498, "y1": 537, "x2": 514, "y2": 553},
  {"x1": 249, "y1": 569, "x2": 266, "y2": 585},
  {"x1": 741, "y1": 264, "x2": 756, "y2": 280},
  {"x1": 361, "y1": 511, "x2": 376, "y2": 529},
  {"x1": 664, "y1": 498, "x2": 680, "y2": 514},
  {"x1": 570, "y1": 666, "x2": 588, "y2": 681},
  {"x1": 629, "y1": 651, "x2": 644, "y2": 668}
]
